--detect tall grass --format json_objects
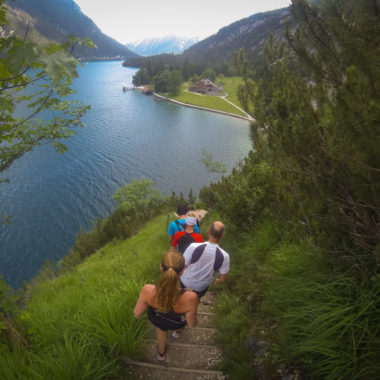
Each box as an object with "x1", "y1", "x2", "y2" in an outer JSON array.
[
  {"x1": 210, "y1": 216, "x2": 380, "y2": 379},
  {"x1": 213, "y1": 293, "x2": 255, "y2": 379},
  {"x1": 1, "y1": 214, "x2": 169, "y2": 379},
  {"x1": 210, "y1": 218, "x2": 288, "y2": 379},
  {"x1": 261, "y1": 244, "x2": 380, "y2": 379}
]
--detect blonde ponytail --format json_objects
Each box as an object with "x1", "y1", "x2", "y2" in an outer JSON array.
[{"x1": 155, "y1": 248, "x2": 184, "y2": 313}]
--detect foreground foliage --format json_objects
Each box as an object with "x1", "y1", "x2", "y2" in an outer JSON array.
[
  {"x1": 210, "y1": 217, "x2": 380, "y2": 379},
  {"x1": 202, "y1": 0, "x2": 380, "y2": 378},
  {"x1": 0, "y1": 0, "x2": 93, "y2": 173}
]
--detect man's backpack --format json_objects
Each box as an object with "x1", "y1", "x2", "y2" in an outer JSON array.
[
  {"x1": 190, "y1": 243, "x2": 224, "y2": 272},
  {"x1": 174, "y1": 220, "x2": 185, "y2": 231},
  {"x1": 177, "y1": 232, "x2": 196, "y2": 254}
]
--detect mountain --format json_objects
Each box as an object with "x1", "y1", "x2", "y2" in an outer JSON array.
[
  {"x1": 125, "y1": 36, "x2": 200, "y2": 56},
  {"x1": 5, "y1": 0, "x2": 139, "y2": 60},
  {"x1": 183, "y1": 7, "x2": 291, "y2": 63},
  {"x1": 123, "y1": 7, "x2": 292, "y2": 73}
]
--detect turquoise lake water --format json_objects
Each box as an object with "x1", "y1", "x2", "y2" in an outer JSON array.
[{"x1": 0, "y1": 61, "x2": 252, "y2": 288}]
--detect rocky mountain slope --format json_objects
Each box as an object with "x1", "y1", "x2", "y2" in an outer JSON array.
[
  {"x1": 5, "y1": 0, "x2": 139, "y2": 60},
  {"x1": 183, "y1": 7, "x2": 291, "y2": 62}
]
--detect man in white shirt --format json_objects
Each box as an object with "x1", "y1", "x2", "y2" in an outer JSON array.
[{"x1": 180, "y1": 221, "x2": 230, "y2": 299}]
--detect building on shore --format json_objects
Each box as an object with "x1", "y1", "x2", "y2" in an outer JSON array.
[{"x1": 188, "y1": 79, "x2": 224, "y2": 95}]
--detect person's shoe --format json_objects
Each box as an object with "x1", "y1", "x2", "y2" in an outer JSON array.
[
  {"x1": 172, "y1": 330, "x2": 182, "y2": 339},
  {"x1": 157, "y1": 351, "x2": 166, "y2": 361}
]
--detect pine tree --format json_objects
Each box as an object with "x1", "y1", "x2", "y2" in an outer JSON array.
[
  {"x1": 188, "y1": 188, "x2": 196, "y2": 204},
  {"x1": 252, "y1": 0, "x2": 380, "y2": 261},
  {"x1": 233, "y1": 48, "x2": 256, "y2": 116}
]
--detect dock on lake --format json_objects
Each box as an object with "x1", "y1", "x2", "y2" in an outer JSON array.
[{"x1": 122, "y1": 84, "x2": 152, "y2": 95}]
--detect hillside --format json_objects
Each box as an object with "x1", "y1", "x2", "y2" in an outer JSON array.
[
  {"x1": 183, "y1": 7, "x2": 291, "y2": 63},
  {"x1": 123, "y1": 7, "x2": 292, "y2": 72},
  {"x1": 5, "y1": 0, "x2": 139, "y2": 60},
  {"x1": 0, "y1": 214, "x2": 170, "y2": 378}
]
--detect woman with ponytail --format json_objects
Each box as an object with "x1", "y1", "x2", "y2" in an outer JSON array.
[{"x1": 134, "y1": 248, "x2": 198, "y2": 361}]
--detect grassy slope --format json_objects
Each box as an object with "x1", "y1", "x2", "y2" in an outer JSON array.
[
  {"x1": 216, "y1": 76, "x2": 244, "y2": 109},
  {"x1": 169, "y1": 79, "x2": 247, "y2": 117},
  {"x1": 2, "y1": 214, "x2": 171, "y2": 379}
]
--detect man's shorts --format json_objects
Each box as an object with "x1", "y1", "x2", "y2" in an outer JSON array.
[{"x1": 180, "y1": 280, "x2": 209, "y2": 299}]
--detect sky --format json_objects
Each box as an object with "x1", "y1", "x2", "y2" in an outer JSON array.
[{"x1": 73, "y1": 0, "x2": 291, "y2": 44}]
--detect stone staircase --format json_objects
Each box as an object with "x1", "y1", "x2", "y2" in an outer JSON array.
[{"x1": 122, "y1": 292, "x2": 225, "y2": 379}]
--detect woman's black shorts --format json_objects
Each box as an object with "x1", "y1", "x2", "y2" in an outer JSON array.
[{"x1": 147, "y1": 306, "x2": 187, "y2": 331}]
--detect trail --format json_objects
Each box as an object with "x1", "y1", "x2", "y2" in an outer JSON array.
[
  {"x1": 122, "y1": 291, "x2": 225, "y2": 379},
  {"x1": 153, "y1": 92, "x2": 253, "y2": 122}
]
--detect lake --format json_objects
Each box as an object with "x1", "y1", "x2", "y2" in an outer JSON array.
[{"x1": 0, "y1": 61, "x2": 252, "y2": 288}]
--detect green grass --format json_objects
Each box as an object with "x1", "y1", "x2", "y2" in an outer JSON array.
[
  {"x1": 209, "y1": 215, "x2": 380, "y2": 379},
  {"x1": 215, "y1": 76, "x2": 244, "y2": 109},
  {"x1": 260, "y1": 245, "x2": 380, "y2": 379},
  {"x1": 168, "y1": 82, "x2": 247, "y2": 117},
  {"x1": 1, "y1": 214, "x2": 170, "y2": 379}
]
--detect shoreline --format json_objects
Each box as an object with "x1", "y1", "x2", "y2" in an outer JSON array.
[{"x1": 152, "y1": 92, "x2": 254, "y2": 122}]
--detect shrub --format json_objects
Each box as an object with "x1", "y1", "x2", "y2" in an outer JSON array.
[
  {"x1": 200, "y1": 152, "x2": 279, "y2": 232},
  {"x1": 61, "y1": 179, "x2": 170, "y2": 269}
]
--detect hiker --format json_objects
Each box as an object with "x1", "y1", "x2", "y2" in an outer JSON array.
[
  {"x1": 180, "y1": 221, "x2": 230, "y2": 300},
  {"x1": 167, "y1": 204, "x2": 199, "y2": 241},
  {"x1": 133, "y1": 248, "x2": 198, "y2": 361},
  {"x1": 186, "y1": 204, "x2": 200, "y2": 229},
  {"x1": 171, "y1": 212, "x2": 204, "y2": 253}
]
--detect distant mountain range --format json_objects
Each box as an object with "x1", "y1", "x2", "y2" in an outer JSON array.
[
  {"x1": 5, "y1": 0, "x2": 139, "y2": 60},
  {"x1": 123, "y1": 7, "x2": 292, "y2": 72},
  {"x1": 125, "y1": 36, "x2": 200, "y2": 56}
]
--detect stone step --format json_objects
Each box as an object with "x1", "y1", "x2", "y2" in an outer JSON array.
[
  {"x1": 198, "y1": 291, "x2": 217, "y2": 313},
  {"x1": 167, "y1": 326, "x2": 217, "y2": 346},
  {"x1": 123, "y1": 359, "x2": 225, "y2": 380},
  {"x1": 202, "y1": 291, "x2": 217, "y2": 303},
  {"x1": 198, "y1": 299, "x2": 215, "y2": 314},
  {"x1": 123, "y1": 291, "x2": 223, "y2": 379},
  {"x1": 144, "y1": 340, "x2": 223, "y2": 370},
  {"x1": 197, "y1": 311, "x2": 214, "y2": 328},
  {"x1": 149, "y1": 325, "x2": 217, "y2": 346}
]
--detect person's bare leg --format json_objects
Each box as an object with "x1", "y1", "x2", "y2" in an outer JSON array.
[{"x1": 157, "y1": 328, "x2": 167, "y2": 355}]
